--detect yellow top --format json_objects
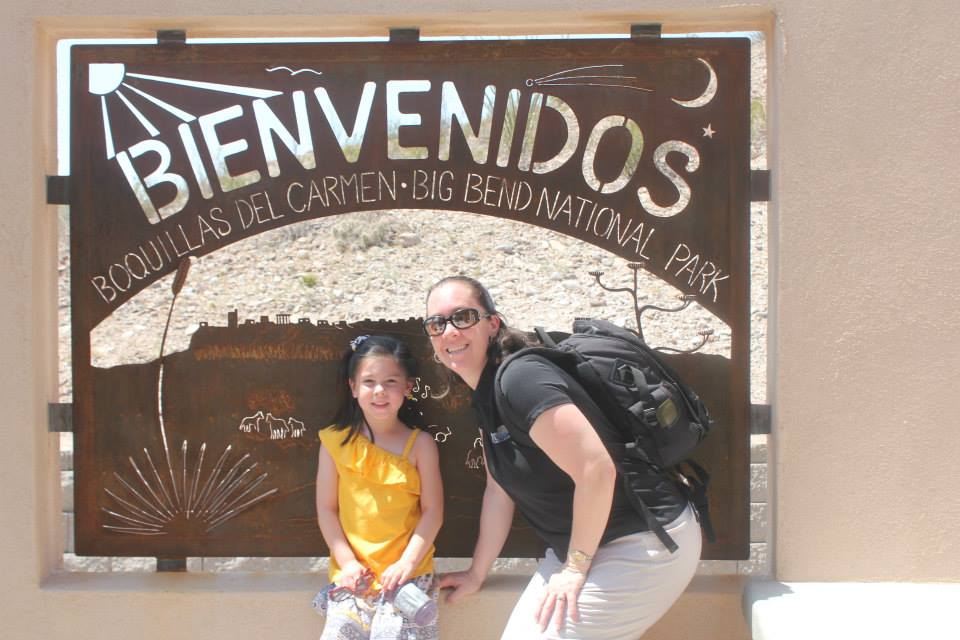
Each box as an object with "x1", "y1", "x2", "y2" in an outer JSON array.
[{"x1": 318, "y1": 427, "x2": 434, "y2": 590}]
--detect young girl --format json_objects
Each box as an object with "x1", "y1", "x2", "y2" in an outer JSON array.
[{"x1": 316, "y1": 334, "x2": 443, "y2": 640}]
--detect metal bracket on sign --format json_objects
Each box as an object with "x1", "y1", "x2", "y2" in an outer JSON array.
[
  {"x1": 46, "y1": 176, "x2": 71, "y2": 205},
  {"x1": 157, "y1": 30, "x2": 187, "y2": 47},
  {"x1": 48, "y1": 403, "x2": 72, "y2": 432},
  {"x1": 630, "y1": 24, "x2": 662, "y2": 40},
  {"x1": 750, "y1": 403, "x2": 771, "y2": 435},
  {"x1": 389, "y1": 28, "x2": 420, "y2": 43},
  {"x1": 751, "y1": 170, "x2": 771, "y2": 202},
  {"x1": 157, "y1": 557, "x2": 187, "y2": 572}
]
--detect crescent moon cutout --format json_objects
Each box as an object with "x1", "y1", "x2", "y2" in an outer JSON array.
[{"x1": 671, "y1": 57, "x2": 717, "y2": 109}]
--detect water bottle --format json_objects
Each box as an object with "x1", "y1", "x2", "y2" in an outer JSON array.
[{"x1": 391, "y1": 582, "x2": 438, "y2": 626}]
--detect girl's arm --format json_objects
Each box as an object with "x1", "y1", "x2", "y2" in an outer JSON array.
[
  {"x1": 438, "y1": 453, "x2": 516, "y2": 604},
  {"x1": 315, "y1": 445, "x2": 367, "y2": 590},
  {"x1": 528, "y1": 403, "x2": 617, "y2": 632},
  {"x1": 380, "y1": 431, "x2": 445, "y2": 592}
]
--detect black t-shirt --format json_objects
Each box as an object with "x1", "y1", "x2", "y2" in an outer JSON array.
[{"x1": 473, "y1": 356, "x2": 687, "y2": 558}]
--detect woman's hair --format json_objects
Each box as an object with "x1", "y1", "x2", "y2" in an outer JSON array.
[
  {"x1": 425, "y1": 275, "x2": 532, "y2": 362},
  {"x1": 326, "y1": 334, "x2": 420, "y2": 444}
]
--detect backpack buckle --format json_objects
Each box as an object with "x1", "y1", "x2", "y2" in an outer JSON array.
[
  {"x1": 673, "y1": 470, "x2": 692, "y2": 488},
  {"x1": 623, "y1": 440, "x2": 647, "y2": 461},
  {"x1": 642, "y1": 407, "x2": 659, "y2": 427}
]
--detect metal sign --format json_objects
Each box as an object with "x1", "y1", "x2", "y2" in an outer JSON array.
[{"x1": 69, "y1": 37, "x2": 751, "y2": 559}]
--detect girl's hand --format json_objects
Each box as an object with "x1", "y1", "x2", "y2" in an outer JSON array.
[
  {"x1": 380, "y1": 558, "x2": 416, "y2": 594},
  {"x1": 535, "y1": 567, "x2": 586, "y2": 633},
  {"x1": 338, "y1": 560, "x2": 368, "y2": 593},
  {"x1": 438, "y1": 569, "x2": 483, "y2": 604}
]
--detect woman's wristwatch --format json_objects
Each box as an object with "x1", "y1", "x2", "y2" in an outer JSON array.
[{"x1": 563, "y1": 549, "x2": 593, "y2": 574}]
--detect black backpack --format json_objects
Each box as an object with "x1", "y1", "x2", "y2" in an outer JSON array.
[{"x1": 493, "y1": 317, "x2": 715, "y2": 552}]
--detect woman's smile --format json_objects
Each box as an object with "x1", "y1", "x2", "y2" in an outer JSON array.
[{"x1": 426, "y1": 282, "x2": 500, "y2": 389}]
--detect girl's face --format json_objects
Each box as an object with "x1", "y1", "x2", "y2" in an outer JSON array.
[
  {"x1": 348, "y1": 355, "x2": 413, "y2": 425},
  {"x1": 425, "y1": 281, "x2": 501, "y2": 387}
]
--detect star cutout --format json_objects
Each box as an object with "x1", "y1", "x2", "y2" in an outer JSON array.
[{"x1": 702, "y1": 124, "x2": 715, "y2": 138}]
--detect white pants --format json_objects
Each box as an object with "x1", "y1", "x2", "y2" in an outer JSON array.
[{"x1": 500, "y1": 505, "x2": 701, "y2": 640}]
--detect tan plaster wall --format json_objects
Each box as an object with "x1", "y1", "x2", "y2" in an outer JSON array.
[
  {"x1": 768, "y1": 0, "x2": 960, "y2": 581},
  {"x1": 3, "y1": 1, "x2": 958, "y2": 638}
]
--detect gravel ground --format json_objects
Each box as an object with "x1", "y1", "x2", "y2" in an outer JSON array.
[{"x1": 59, "y1": 202, "x2": 767, "y2": 404}]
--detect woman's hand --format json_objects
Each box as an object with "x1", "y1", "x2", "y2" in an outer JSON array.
[
  {"x1": 535, "y1": 567, "x2": 586, "y2": 633},
  {"x1": 380, "y1": 558, "x2": 416, "y2": 594},
  {"x1": 438, "y1": 569, "x2": 484, "y2": 604},
  {"x1": 338, "y1": 559, "x2": 369, "y2": 593}
]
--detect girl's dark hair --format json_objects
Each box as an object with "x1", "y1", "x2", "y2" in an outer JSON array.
[
  {"x1": 326, "y1": 335, "x2": 420, "y2": 444},
  {"x1": 425, "y1": 275, "x2": 532, "y2": 362}
]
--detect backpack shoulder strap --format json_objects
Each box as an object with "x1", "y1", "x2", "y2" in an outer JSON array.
[
  {"x1": 533, "y1": 327, "x2": 572, "y2": 350},
  {"x1": 533, "y1": 327, "x2": 555, "y2": 347},
  {"x1": 495, "y1": 344, "x2": 687, "y2": 554}
]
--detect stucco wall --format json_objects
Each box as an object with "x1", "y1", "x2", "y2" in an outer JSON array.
[
  {"x1": 769, "y1": 0, "x2": 959, "y2": 581},
  {"x1": 3, "y1": 1, "x2": 959, "y2": 639}
]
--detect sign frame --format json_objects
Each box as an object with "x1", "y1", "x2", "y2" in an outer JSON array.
[{"x1": 69, "y1": 36, "x2": 751, "y2": 559}]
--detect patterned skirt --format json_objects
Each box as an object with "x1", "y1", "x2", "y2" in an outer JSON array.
[{"x1": 318, "y1": 573, "x2": 439, "y2": 640}]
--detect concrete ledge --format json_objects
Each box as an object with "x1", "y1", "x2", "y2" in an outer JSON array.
[
  {"x1": 36, "y1": 572, "x2": 748, "y2": 639},
  {"x1": 744, "y1": 580, "x2": 960, "y2": 639},
  {"x1": 646, "y1": 575, "x2": 749, "y2": 640},
  {"x1": 41, "y1": 570, "x2": 324, "y2": 592},
  {"x1": 38, "y1": 572, "x2": 527, "y2": 639}
]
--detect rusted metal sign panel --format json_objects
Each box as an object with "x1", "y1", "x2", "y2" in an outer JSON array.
[
  {"x1": 70, "y1": 38, "x2": 750, "y2": 559},
  {"x1": 85, "y1": 317, "x2": 543, "y2": 557}
]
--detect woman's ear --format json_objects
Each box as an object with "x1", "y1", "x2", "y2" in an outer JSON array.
[
  {"x1": 348, "y1": 378, "x2": 358, "y2": 398},
  {"x1": 488, "y1": 313, "x2": 502, "y2": 336}
]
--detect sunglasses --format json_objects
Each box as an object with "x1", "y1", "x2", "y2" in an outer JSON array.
[
  {"x1": 422, "y1": 308, "x2": 492, "y2": 337},
  {"x1": 329, "y1": 569, "x2": 375, "y2": 600}
]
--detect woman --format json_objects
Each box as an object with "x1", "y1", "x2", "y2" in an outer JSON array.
[{"x1": 426, "y1": 275, "x2": 701, "y2": 640}]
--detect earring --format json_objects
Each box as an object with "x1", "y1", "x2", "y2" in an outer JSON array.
[{"x1": 432, "y1": 352, "x2": 441, "y2": 364}]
